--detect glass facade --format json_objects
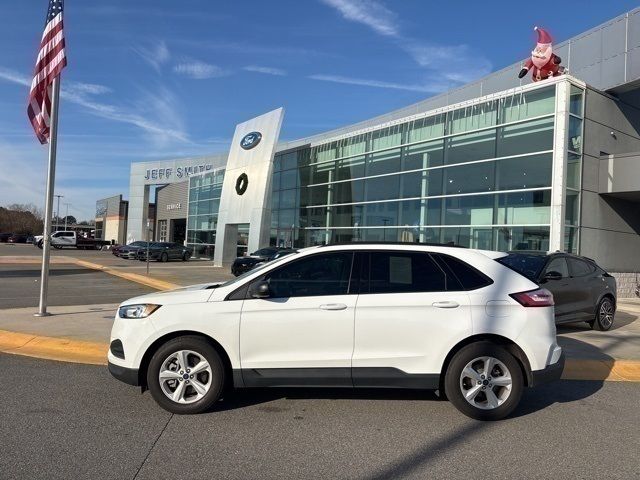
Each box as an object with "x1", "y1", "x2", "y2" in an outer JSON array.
[
  {"x1": 270, "y1": 84, "x2": 558, "y2": 251},
  {"x1": 565, "y1": 84, "x2": 584, "y2": 254},
  {"x1": 186, "y1": 169, "x2": 224, "y2": 258}
]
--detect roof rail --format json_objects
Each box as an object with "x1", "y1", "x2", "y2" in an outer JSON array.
[{"x1": 319, "y1": 241, "x2": 466, "y2": 248}]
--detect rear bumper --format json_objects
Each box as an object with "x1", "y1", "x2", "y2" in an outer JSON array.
[
  {"x1": 530, "y1": 353, "x2": 565, "y2": 387},
  {"x1": 108, "y1": 362, "x2": 140, "y2": 386}
]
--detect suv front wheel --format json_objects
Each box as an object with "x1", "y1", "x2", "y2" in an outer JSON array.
[
  {"x1": 444, "y1": 341, "x2": 524, "y2": 421},
  {"x1": 147, "y1": 336, "x2": 225, "y2": 414}
]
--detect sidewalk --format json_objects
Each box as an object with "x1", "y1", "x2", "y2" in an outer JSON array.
[{"x1": 1, "y1": 300, "x2": 640, "y2": 380}]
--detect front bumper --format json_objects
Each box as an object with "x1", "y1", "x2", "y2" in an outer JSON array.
[
  {"x1": 530, "y1": 353, "x2": 565, "y2": 387},
  {"x1": 108, "y1": 361, "x2": 140, "y2": 386}
]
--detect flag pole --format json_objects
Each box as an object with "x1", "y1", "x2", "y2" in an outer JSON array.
[{"x1": 35, "y1": 75, "x2": 61, "y2": 317}]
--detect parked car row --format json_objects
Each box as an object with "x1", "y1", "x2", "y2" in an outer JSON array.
[
  {"x1": 0, "y1": 233, "x2": 34, "y2": 243},
  {"x1": 231, "y1": 247, "x2": 297, "y2": 276},
  {"x1": 113, "y1": 241, "x2": 192, "y2": 262}
]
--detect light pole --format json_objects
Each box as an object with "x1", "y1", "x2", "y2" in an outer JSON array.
[
  {"x1": 63, "y1": 202, "x2": 71, "y2": 231},
  {"x1": 54, "y1": 194, "x2": 63, "y2": 231}
]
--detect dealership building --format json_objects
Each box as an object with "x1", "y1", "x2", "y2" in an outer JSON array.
[{"x1": 98, "y1": 9, "x2": 640, "y2": 295}]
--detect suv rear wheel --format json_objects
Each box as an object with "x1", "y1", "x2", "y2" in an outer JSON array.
[
  {"x1": 590, "y1": 297, "x2": 615, "y2": 331},
  {"x1": 445, "y1": 341, "x2": 524, "y2": 421},
  {"x1": 147, "y1": 336, "x2": 225, "y2": 414}
]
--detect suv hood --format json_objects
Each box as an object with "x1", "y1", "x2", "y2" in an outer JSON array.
[{"x1": 120, "y1": 282, "x2": 222, "y2": 307}]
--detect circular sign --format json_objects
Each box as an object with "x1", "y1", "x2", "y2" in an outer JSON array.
[
  {"x1": 235, "y1": 173, "x2": 249, "y2": 195},
  {"x1": 240, "y1": 131, "x2": 262, "y2": 150}
]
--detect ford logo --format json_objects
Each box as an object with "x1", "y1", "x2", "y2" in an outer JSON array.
[{"x1": 240, "y1": 132, "x2": 262, "y2": 150}]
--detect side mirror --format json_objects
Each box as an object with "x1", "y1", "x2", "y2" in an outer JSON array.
[
  {"x1": 543, "y1": 271, "x2": 563, "y2": 281},
  {"x1": 249, "y1": 281, "x2": 271, "y2": 299}
]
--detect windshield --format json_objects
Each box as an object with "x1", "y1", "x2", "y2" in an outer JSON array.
[
  {"x1": 497, "y1": 253, "x2": 547, "y2": 280},
  {"x1": 220, "y1": 250, "x2": 300, "y2": 287}
]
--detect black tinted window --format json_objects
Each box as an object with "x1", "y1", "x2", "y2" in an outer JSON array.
[
  {"x1": 369, "y1": 252, "x2": 446, "y2": 293},
  {"x1": 568, "y1": 258, "x2": 593, "y2": 277},
  {"x1": 435, "y1": 254, "x2": 492, "y2": 290},
  {"x1": 497, "y1": 254, "x2": 546, "y2": 280},
  {"x1": 266, "y1": 252, "x2": 352, "y2": 298},
  {"x1": 545, "y1": 257, "x2": 569, "y2": 278}
]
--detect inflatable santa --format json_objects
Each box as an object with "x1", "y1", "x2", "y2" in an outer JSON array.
[{"x1": 518, "y1": 26, "x2": 565, "y2": 82}]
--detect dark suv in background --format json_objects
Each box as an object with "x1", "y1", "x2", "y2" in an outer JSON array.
[{"x1": 498, "y1": 251, "x2": 617, "y2": 330}]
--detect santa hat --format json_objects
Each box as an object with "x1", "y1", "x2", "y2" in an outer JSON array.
[{"x1": 534, "y1": 26, "x2": 553, "y2": 45}]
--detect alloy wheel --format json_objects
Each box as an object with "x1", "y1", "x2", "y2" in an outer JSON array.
[
  {"x1": 158, "y1": 350, "x2": 213, "y2": 404},
  {"x1": 599, "y1": 301, "x2": 614, "y2": 329},
  {"x1": 459, "y1": 356, "x2": 512, "y2": 410}
]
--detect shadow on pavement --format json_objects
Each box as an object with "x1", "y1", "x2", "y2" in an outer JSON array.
[
  {"x1": 557, "y1": 309, "x2": 636, "y2": 333},
  {"x1": 0, "y1": 268, "x2": 98, "y2": 278}
]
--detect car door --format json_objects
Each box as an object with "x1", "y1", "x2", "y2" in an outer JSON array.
[
  {"x1": 567, "y1": 257, "x2": 598, "y2": 320},
  {"x1": 538, "y1": 256, "x2": 572, "y2": 320},
  {"x1": 239, "y1": 251, "x2": 357, "y2": 387},
  {"x1": 351, "y1": 251, "x2": 471, "y2": 387}
]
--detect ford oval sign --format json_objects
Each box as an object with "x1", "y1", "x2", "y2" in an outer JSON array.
[{"x1": 240, "y1": 132, "x2": 262, "y2": 150}]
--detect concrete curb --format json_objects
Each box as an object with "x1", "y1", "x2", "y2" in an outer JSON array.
[
  {"x1": 0, "y1": 329, "x2": 107, "y2": 365},
  {"x1": 1, "y1": 328, "x2": 639, "y2": 382}
]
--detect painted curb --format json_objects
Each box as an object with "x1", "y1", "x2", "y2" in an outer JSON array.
[
  {"x1": 0, "y1": 330, "x2": 107, "y2": 365},
  {"x1": 562, "y1": 358, "x2": 640, "y2": 382}
]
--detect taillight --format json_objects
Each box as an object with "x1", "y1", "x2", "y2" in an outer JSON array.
[{"x1": 510, "y1": 288, "x2": 554, "y2": 307}]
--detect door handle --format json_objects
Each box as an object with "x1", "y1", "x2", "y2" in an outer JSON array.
[
  {"x1": 319, "y1": 303, "x2": 347, "y2": 311},
  {"x1": 432, "y1": 301, "x2": 460, "y2": 309}
]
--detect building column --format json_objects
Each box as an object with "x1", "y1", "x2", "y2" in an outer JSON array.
[
  {"x1": 549, "y1": 80, "x2": 570, "y2": 252},
  {"x1": 126, "y1": 163, "x2": 149, "y2": 243}
]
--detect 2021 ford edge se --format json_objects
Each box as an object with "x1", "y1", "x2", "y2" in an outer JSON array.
[{"x1": 108, "y1": 244, "x2": 564, "y2": 420}]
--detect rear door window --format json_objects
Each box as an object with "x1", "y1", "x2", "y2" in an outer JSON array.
[
  {"x1": 568, "y1": 258, "x2": 594, "y2": 277},
  {"x1": 545, "y1": 257, "x2": 569, "y2": 278},
  {"x1": 369, "y1": 252, "x2": 446, "y2": 293}
]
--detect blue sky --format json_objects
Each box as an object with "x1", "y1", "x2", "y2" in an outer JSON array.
[{"x1": 0, "y1": 0, "x2": 637, "y2": 220}]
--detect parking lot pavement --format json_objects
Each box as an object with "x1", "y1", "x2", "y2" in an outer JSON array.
[
  {"x1": 0, "y1": 353, "x2": 638, "y2": 480},
  {"x1": 0, "y1": 263, "x2": 156, "y2": 309}
]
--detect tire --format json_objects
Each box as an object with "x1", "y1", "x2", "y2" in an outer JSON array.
[
  {"x1": 37, "y1": 240, "x2": 43, "y2": 249},
  {"x1": 591, "y1": 297, "x2": 615, "y2": 331},
  {"x1": 160, "y1": 252, "x2": 168, "y2": 262},
  {"x1": 182, "y1": 252, "x2": 191, "y2": 262},
  {"x1": 444, "y1": 341, "x2": 524, "y2": 421},
  {"x1": 147, "y1": 336, "x2": 225, "y2": 414}
]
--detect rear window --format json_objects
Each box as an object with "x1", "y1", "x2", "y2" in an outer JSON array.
[
  {"x1": 497, "y1": 253, "x2": 546, "y2": 280},
  {"x1": 433, "y1": 254, "x2": 493, "y2": 290}
]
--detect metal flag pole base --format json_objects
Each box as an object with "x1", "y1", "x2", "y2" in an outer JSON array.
[
  {"x1": 34, "y1": 312, "x2": 53, "y2": 317},
  {"x1": 35, "y1": 75, "x2": 61, "y2": 317}
]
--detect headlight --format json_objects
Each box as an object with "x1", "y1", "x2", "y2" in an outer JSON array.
[{"x1": 118, "y1": 304, "x2": 161, "y2": 319}]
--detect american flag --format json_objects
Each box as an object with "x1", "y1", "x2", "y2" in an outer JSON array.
[{"x1": 28, "y1": 0, "x2": 67, "y2": 145}]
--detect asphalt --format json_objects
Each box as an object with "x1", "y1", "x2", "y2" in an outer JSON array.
[
  {"x1": 0, "y1": 353, "x2": 638, "y2": 480},
  {"x1": 0, "y1": 263, "x2": 156, "y2": 308}
]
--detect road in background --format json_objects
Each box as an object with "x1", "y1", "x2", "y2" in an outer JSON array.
[{"x1": 0, "y1": 353, "x2": 638, "y2": 480}]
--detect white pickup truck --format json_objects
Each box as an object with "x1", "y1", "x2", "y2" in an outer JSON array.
[{"x1": 34, "y1": 231, "x2": 111, "y2": 250}]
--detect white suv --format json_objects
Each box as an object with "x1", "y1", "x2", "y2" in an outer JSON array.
[{"x1": 108, "y1": 244, "x2": 564, "y2": 420}]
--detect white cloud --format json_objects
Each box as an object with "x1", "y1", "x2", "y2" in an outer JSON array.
[
  {"x1": 319, "y1": 0, "x2": 398, "y2": 37},
  {"x1": 173, "y1": 61, "x2": 229, "y2": 79},
  {"x1": 132, "y1": 41, "x2": 170, "y2": 73},
  {"x1": 319, "y1": 0, "x2": 492, "y2": 87},
  {"x1": 243, "y1": 65, "x2": 287, "y2": 76},
  {"x1": 308, "y1": 74, "x2": 448, "y2": 93},
  {"x1": 0, "y1": 66, "x2": 189, "y2": 145}
]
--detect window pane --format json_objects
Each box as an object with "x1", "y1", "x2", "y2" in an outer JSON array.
[
  {"x1": 332, "y1": 204, "x2": 364, "y2": 228},
  {"x1": 281, "y1": 152, "x2": 298, "y2": 171},
  {"x1": 277, "y1": 209, "x2": 296, "y2": 228},
  {"x1": 336, "y1": 155, "x2": 366, "y2": 181},
  {"x1": 435, "y1": 254, "x2": 492, "y2": 290},
  {"x1": 266, "y1": 252, "x2": 352, "y2": 298},
  {"x1": 444, "y1": 161, "x2": 494, "y2": 195},
  {"x1": 369, "y1": 252, "x2": 446, "y2": 293},
  {"x1": 565, "y1": 227, "x2": 579, "y2": 254},
  {"x1": 371, "y1": 125, "x2": 402, "y2": 150},
  {"x1": 496, "y1": 226, "x2": 550, "y2": 251},
  {"x1": 500, "y1": 86, "x2": 555, "y2": 122},
  {"x1": 497, "y1": 117, "x2": 554, "y2": 157},
  {"x1": 280, "y1": 168, "x2": 298, "y2": 189},
  {"x1": 444, "y1": 195, "x2": 494, "y2": 225},
  {"x1": 279, "y1": 189, "x2": 297, "y2": 209},
  {"x1": 496, "y1": 191, "x2": 550, "y2": 224},
  {"x1": 272, "y1": 171, "x2": 281, "y2": 191},
  {"x1": 311, "y1": 161, "x2": 334, "y2": 184},
  {"x1": 401, "y1": 169, "x2": 443, "y2": 197},
  {"x1": 400, "y1": 200, "x2": 422, "y2": 227},
  {"x1": 424, "y1": 198, "x2": 442, "y2": 226},
  {"x1": 334, "y1": 180, "x2": 364, "y2": 204},
  {"x1": 364, "y1": 202, "x2": 399, "y2": 226},
  {"x1": 568, "y1": 116, "x2": 582, "y2": 153},
  {"x1": 365, "y1": 175, "x2": 401, "y2": 202},
  {"x1": 567, "y1": 153, "x2": 581, "y2": 190},
  {"x1": 339, "y1": 133, "x2": 367, "y2": 157},
  {"x1": 449, "y1": 101, "x2": 497, "y2": 134},
  {"x1": 569, "y1": 85, "x2": 584, "y2": 117},
  {"x1": 366, "y1": 148, "x2": 401, "y2": 176},
  {"x1": 565, "y1": 190, "x2": 579, "y2": 226},
  {"x1": 496, "y1": 153, "x2": 552, "y2": 190},
  {"x1": 402, "y1": 140, "x2": 444, "y2": 170},
  {"x1": 568, "y1": 257, "x2": 592, "y2": 277},
  {"x1": 308, "y1": 184, "x2": 329, "y2": 206},
  {"x1": 305, "y1": 207, "x2": 328, "y2": 228},
  {"x1": 446, "y1": 129, "x2": 496, "y2": 165},
  {"x1": 546, "y1": 257, "x2": 569, "y2": 277},
  {"x1": 407, "y1": 114, "x2": 445, "y2": 143}
]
